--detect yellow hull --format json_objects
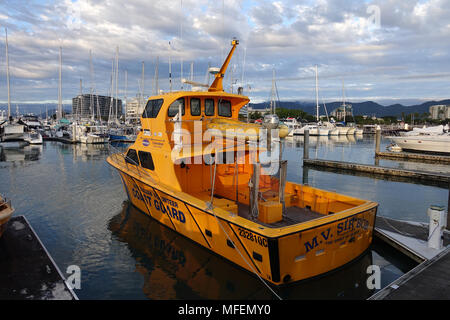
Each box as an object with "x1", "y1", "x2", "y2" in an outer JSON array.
[
  {"x1": 0, "y1": 198, "x2": 14, "y2": 238},
  {"x1": 108, "y1": 156, "x2": 378, "y2": 285}
]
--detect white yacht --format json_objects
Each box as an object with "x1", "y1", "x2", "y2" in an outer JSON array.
[
  {"x1": 20, "y1": 115, "x2": 43, "y2": 144},
  {"x1": 387, "y1": 125, "x2": 450, "y2": 154},
  {"x1": 294, "y1": 123, "x2": 321, "y2": 136},
  {"x1": 355, "y1": 128, "x2": 364, "y2": 135},
  {"x1": 335, "y1": 123, "x2": 350, "y2": 135},
  {"x1": 0, "y1": 120, "x2": 26, "y2": 146},
  {"x1": 23, "y1": 130, "x2": 43, "y2": 144},
  {"x1": 284, "y1": 117, "x2": 302, "y2": 136},
  {"x1": 74, "y1": 123, "x2": 109, "y2": 144}
]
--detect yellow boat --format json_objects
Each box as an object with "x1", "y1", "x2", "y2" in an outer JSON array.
[
  {"x1": 0, "y1": 194, "x2": 14, "y2": 238},
  {"x1": 107, "y1": 40, "x2": 378, "y2": 285}
]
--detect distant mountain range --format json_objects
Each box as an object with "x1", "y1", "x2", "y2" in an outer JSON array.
[
  {"x1": 1, "y1": 99, "x2": 449, "y2": 118},
  {"x1": 250, "y1": 99, "x2": 450, "y2": 118},
  {"x1": 0, "y1": 104, "x2": 71, "y2": 118}
]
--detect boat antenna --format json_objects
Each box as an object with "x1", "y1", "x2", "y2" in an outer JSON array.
[
  {"x1": 208, "y1": 39, "x2": 239, "y2": 92},
  {"x1": 180, "y1": 0, "x2": 183, "y2": 91}
]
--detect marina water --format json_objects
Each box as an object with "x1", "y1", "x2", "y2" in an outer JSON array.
[{"x1": 2, "y1": 135, "x2": 445, "y2": 299}]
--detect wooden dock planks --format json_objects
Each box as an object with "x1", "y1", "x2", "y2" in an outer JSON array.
[
  {"x1": 376, "y1": 151, "x2": 450, "y2": 164},
  {"x1": 303, "y1": 158, "x2": 450, "y2": 184}
]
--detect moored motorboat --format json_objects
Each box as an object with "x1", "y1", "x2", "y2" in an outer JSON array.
[
  {"x1": 387, "y1": 133, "x2": 450, "y2": 154},
  {"x1": 75, "y1": 124, "x2": 109, "y2": 144},
  {"x1": 346, "y1": 127, "x2": 356, "y2": 135},
  {"x1": 24, "y1": 130, "x2": 43, "y2": 144},
  {"x1": 107, "y1": 40, "x2": 378, "y2": 285}
]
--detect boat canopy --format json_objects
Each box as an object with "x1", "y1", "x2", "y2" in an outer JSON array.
[{"x1": 172, "y1": 139, "x2": 265, "y2": 162}]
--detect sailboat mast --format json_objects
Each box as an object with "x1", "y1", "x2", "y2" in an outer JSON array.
[
  {"x1": 315, "y1": 65, "x2": 319, "y2": 122},
  {"x1": 342, "y1": 79, "x2": 346, "y2": 123},
  {"x1": 140, "y1": 61, "x2": 145, "y2": 110},
  {"x1": 270, "y1": 68, "x2": 278, "y2": 114},
  {"x1": 115, "y1": 46, "x2": 119, "y2": 122},
  {"x1": 108, "y1": 59, "x2": 114, "y2": 125},
  {"x1": 58, "y1": 46, "x2": 62, "y2": 120},
  {"x1": 90, "y1": 50, "x2": 94, "y2": 121},
  {"x1": 124, "y1": 69, "x2": 128, "y2": 122},
  {"x1": 5, "y1": 28, "x2": 11, "y2": 119},
  {"x1": 190, "y1": 61, "x2": 194, "y2": 91},
  {"x1": 154, "y1": 56, "x2": 159, "y2": 95},
  {"x1": 79, "y1": 78, "x2": 83, "y2": 120}
]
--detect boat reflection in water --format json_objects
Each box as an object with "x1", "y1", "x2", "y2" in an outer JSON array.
[
  {"x1": 109, "y1": 201, "x2": 376, "y2": 299},
  {"x1": 0, "y1": 144, "x2": 42, "y2": 163},
  {"x1": 71, "y1": 143, "x2": 112, "y2": 162}
]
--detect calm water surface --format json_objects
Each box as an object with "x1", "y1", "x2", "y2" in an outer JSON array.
[{"x1": 1, "y1": 135, "x2": 445, "y2": 300}]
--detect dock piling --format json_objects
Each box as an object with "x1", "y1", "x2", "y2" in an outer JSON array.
[
  {"x1": 303, "y1": 129, "x2": 309, "y2": 161},
  {"x1": 375, "y1": 126, "x2": 381, "y2": 154},
  {"x1": 427, "y1": 205, "x2": 447, "y2": 250},
  {"x1": 447, "y1": 183, "x2": 450, "y2": 231}
]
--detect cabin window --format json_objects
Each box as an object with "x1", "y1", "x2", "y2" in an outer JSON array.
[
  {"x1": 125, "y1": 149, "x2": 139, "y2": 165},
  {"x1": 218, "y1": 99, "x2": 232, "y2": 117},
  {"x1": 168, "y1": 98, "x2": 185, "y2": 117},
  {"x1": 138, "y1": 151, "x2": 155, "y2": 170},
  {"x1": 205, "y1": 99, "x2": 215, "y2": 116},
  {"x1": 190, "y1": 98, "x2": 201, "y2": 116},
  {"x1": 142, "y1": 99, "x2": 164, "y2": 118}
]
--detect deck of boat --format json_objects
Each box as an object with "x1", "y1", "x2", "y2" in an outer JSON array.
[
  {"x1": 237, "y1": 203, "x2": 323, "y2": 228},
  {"x1": 193, "y1": 191, "x2": 324, "y2": 228}
]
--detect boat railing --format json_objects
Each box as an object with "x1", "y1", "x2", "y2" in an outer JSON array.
[{"x1": 108, "y1": 144, "x2": 157, "y2": 185}]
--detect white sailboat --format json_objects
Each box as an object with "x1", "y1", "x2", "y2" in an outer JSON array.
[
  {"x1": 0, "y1": 28, "x2": 26, "y2": 146},
  {"x1": 314, "y1": 66, "x2": 329, "y2": 136},
  {"x1": 293, "y1": 65, "x2": 329, "y2": 136}
]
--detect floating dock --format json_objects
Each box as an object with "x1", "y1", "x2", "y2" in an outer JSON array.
[
  {"x1": 375, "y1": 216, "x2": 450, "y2": 262},
  {"x1": 369, "y1": 246, "x2": 450, "y2": 300},
  {"x1": 376, "y1": 151, "x2": 450, "y2": 164},
  {"x1": 0, "y1": 215, "x2": 78, "y2": 300},
  {"x1": 369, "y1": 215, "x2": 450, "y2": 300},
  {"x1": 303, "y1": 158, "x2": 450, "y2": 184}
]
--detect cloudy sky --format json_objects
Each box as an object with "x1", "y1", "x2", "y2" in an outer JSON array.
[{"x1": 0, "y1": 0, "x2": 450, "y2": 109}]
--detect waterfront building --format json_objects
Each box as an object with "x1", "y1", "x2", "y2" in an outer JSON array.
[
  {"x1": 331, "y1": 105, "x2": 353, "y2": 121},
  {"x1": 125, "y1": 97, "x2": 144, "y2": 122},
  {"x1": 72, "y1": 94, "x2": 122, "y2": 121},
  {"x1": 429, "y1": 104, "x2": 450, "y2": 120}
]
